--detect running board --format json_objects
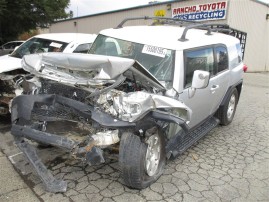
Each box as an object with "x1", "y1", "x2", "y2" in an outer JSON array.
[
  {"x1": 166, "y1": 117, "x2": 219, "y2": 158},
  {"x1": 15, "y1": 140, "x2": 67, "y2": 193}
]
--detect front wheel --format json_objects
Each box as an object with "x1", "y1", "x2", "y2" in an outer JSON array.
[
  {"x1": 218, "y1": 88, "x2": 239, "y2": 125},
  {"x1": 119, "y1": 127, "x2": 166, "y2": 189}
]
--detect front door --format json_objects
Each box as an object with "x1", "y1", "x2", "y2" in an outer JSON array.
[{"x1": 180, "y1": 45, "x2": 229, "y2": 128}]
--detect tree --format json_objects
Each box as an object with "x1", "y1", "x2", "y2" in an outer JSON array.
[{"x1": 0, "y1": 0, "x2": 70, "y2": 43}]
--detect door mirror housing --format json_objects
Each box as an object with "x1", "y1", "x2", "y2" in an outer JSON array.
[
  {"x1": 191, "y1": 70, "x2": 210, "y2": 89},
  {"x1": 189, "y1": 70, "x2": 210, "y2": 98}
]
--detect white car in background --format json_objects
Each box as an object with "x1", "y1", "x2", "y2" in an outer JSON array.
[
  {"x1": 0, "y1": 33, "x2": 96, "y2": 115},
  {"x1": 0, "y1": 33, "x2": 97, "y2": 74},
  {"x1": 0, "y1": 41, "x2": 25, "y2": 56}
]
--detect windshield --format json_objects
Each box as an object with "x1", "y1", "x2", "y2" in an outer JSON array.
[
  {"x1": 89, "y1": 35, "x2": 175, "y2": 84},
  {"x1": 11, "y1": 37, "x2": 68, "y2": 59}
]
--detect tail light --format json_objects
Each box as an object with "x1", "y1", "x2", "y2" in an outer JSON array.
[{"x1": 243, "y1": 64, "x2": 248, "y2": 72}]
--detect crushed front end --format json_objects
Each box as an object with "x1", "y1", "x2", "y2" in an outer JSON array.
[
  {"x1": 0, "y1": 69, "x2": 26, "y2": 115},
  {"x1": 11, "y1": 53, "x2": 190, "y2": 192}
]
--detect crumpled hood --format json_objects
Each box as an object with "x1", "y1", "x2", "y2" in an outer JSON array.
[
  {"x1": 22, "y1": 53, "x2": 165, "y2": 90},
  {"x1": 0, "y1": 55, "x2": 22, "y2": 73}
]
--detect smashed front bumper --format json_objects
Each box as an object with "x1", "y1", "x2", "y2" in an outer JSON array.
[
  {"x1": 11, "y1": 94, "x2": 136, "y2": 192},
  {"x1": 11, "y1": 93, "x2": 189, "y2": 192}
]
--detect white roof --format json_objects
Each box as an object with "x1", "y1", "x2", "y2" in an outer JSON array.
[
  {"x1": 4, "y1": 40, "x2": 25, "y2": 43},
  {"x1": 34, "y1": 33, "x2": 96, "y2": 44},
  {"x1": 100, "y1": 25, "x2": 240, "y2": 50}
]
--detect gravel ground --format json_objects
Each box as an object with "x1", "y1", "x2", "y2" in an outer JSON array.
[{"x1": 0, "y1": 72, "x2": 268, "y2": 202}]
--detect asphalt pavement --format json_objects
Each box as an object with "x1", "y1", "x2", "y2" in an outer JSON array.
[{"x1": 0, "y1": 72, "x2": 268, "y2": 202}]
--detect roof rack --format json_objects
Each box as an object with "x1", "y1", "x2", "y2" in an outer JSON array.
[
  {"x1": 179, "y1": 23, "x2": 230, "y2": 41},
  {"x1": 115, "y1": 17, "x2": 231, "y2": 41},
  {"x1": 115, "y1": 16, "x2": 195, "y2": 29},
  {"x1": 179, "y1": 24, "x2": 212, "y2": 41},
  {"x1": 115, "y1": 16, "x2": 247, "y2": 59},
  {"x1": 198, "y1": 24, "x2": 247, "y2": 59}
]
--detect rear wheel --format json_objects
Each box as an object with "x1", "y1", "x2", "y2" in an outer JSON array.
[
  {"x1": 219, "y1": 88, "x2": 239, "y2": 125},
  {"x1": 119, "y1": 127, "x2": 166, "y2": 189}
]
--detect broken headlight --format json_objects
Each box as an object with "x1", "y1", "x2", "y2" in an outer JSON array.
[
  {"x1": 123, "y1": 102, "x2": 141, "y2": 115},
  {"x1": 118, "y1": 92, "x2": 153, "y2": 121},
  {"x1": 97, "y1": 90, "x2": 154, "y2": 122}
]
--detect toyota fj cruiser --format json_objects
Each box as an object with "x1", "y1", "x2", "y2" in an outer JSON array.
[{"x1": 10, "y1": 17, "x2": 247, "y2": 192}]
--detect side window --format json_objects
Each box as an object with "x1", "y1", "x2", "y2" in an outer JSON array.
[
  {"x1": 230, "y1": 43, "x2": 242, "y2": 68},
  {"x1": 236, "y1": 43, "x2": 242, "y2": 63},
  {"x1": 215, "y1": 46, "x2": 228, "y2": 73},
  {"x1": 184, "y1": 48, "x2": 214, "y2": 87},
  {"x1": 73, "y1": 43, "x2": 92, "y2": 53},
  {"x1": 16, "y1": 42, "x2": 23, "y2": 47},
  {"x1": 3, "y1": 42, "x2": 14, "y2": 49}
]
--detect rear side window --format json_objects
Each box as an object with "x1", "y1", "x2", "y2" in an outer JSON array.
[
  {"x1": 215, "y1": 46, "x2": 228, "y2": 73},
  {"x1": 230, "y1": 43, "x2": 242, "y2": 68},
  {"x1": 184, "y1": 48, "x2": 214, "y2": 87},
  {"x1": 236, "y1": 43, "x2": 242, "y2": 63}
]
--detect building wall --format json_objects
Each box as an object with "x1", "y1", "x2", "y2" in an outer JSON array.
[
  {"x1": 228, "y1": 0, "x2": 268, "y2": 71},
  {"x1": 50, "y1": 0, "x2": 269, "y2": 72},
  {"x1": 50, "y1": 4, "x2": 171, "y2": 34}
]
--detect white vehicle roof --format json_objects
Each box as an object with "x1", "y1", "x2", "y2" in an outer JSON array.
[
  {"x1": 100, "y1": 25, "x2": 240, "y2": 50},
  {"x1": 34, "y1": 33, "x2": 96, "y2": 44}
]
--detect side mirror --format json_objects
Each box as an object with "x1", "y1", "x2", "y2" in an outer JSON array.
[
  {"x1": 192, "y1": 70, "x2": 210, "y2": 89},
  {"x1": 188, "y1": 70, "x2": 210, "y2": 98}
]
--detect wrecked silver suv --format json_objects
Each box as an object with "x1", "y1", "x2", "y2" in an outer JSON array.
[{"x1": 10, "y1": 17, "x2": 247, "y2": 192}]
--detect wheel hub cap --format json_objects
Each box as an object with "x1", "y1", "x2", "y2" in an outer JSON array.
[
  {"x1": 227, "y1": 94, "x2": 236, "y2": 119},
  {"x1": 145, "y1": 134, "x2": 161, "y2": 176}
]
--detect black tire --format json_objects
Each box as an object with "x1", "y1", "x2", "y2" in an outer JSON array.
[
  {"x1": 119, "y1": 128, "x2": 166, "y2": 189},
  {"x1": 218, "y1": 88, "x2": 239, "y2": 125}
]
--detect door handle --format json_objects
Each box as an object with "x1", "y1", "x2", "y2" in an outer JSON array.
[{"x1": 210, "y1": 85, "x2": 219, "y2": 93}]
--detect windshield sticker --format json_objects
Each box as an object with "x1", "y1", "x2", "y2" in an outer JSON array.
[
  {"x1": 49, "y1": 42, "x2": 63, "y2": 48},
  {"x1": 142, "y1": 45, "x2": 167, "y2": 58}
]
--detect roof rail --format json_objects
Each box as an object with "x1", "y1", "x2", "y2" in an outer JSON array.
[
  {"x1": 178, "y1": 23, "x2": 230, "y2": 41},
  {"x1": 115, "y1": 16, "x2": 195, "y2": 29},
  {"x1": 179, "y1": 23, "x2": 247, "y2": 59}
]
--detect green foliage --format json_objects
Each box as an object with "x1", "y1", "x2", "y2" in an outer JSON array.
[
  {"x1": 0, "y1": 0, "x2": 7, "y2": 17},
  {"x1": 0, "y1": 0, "x2": 70, "y2": 43}
]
